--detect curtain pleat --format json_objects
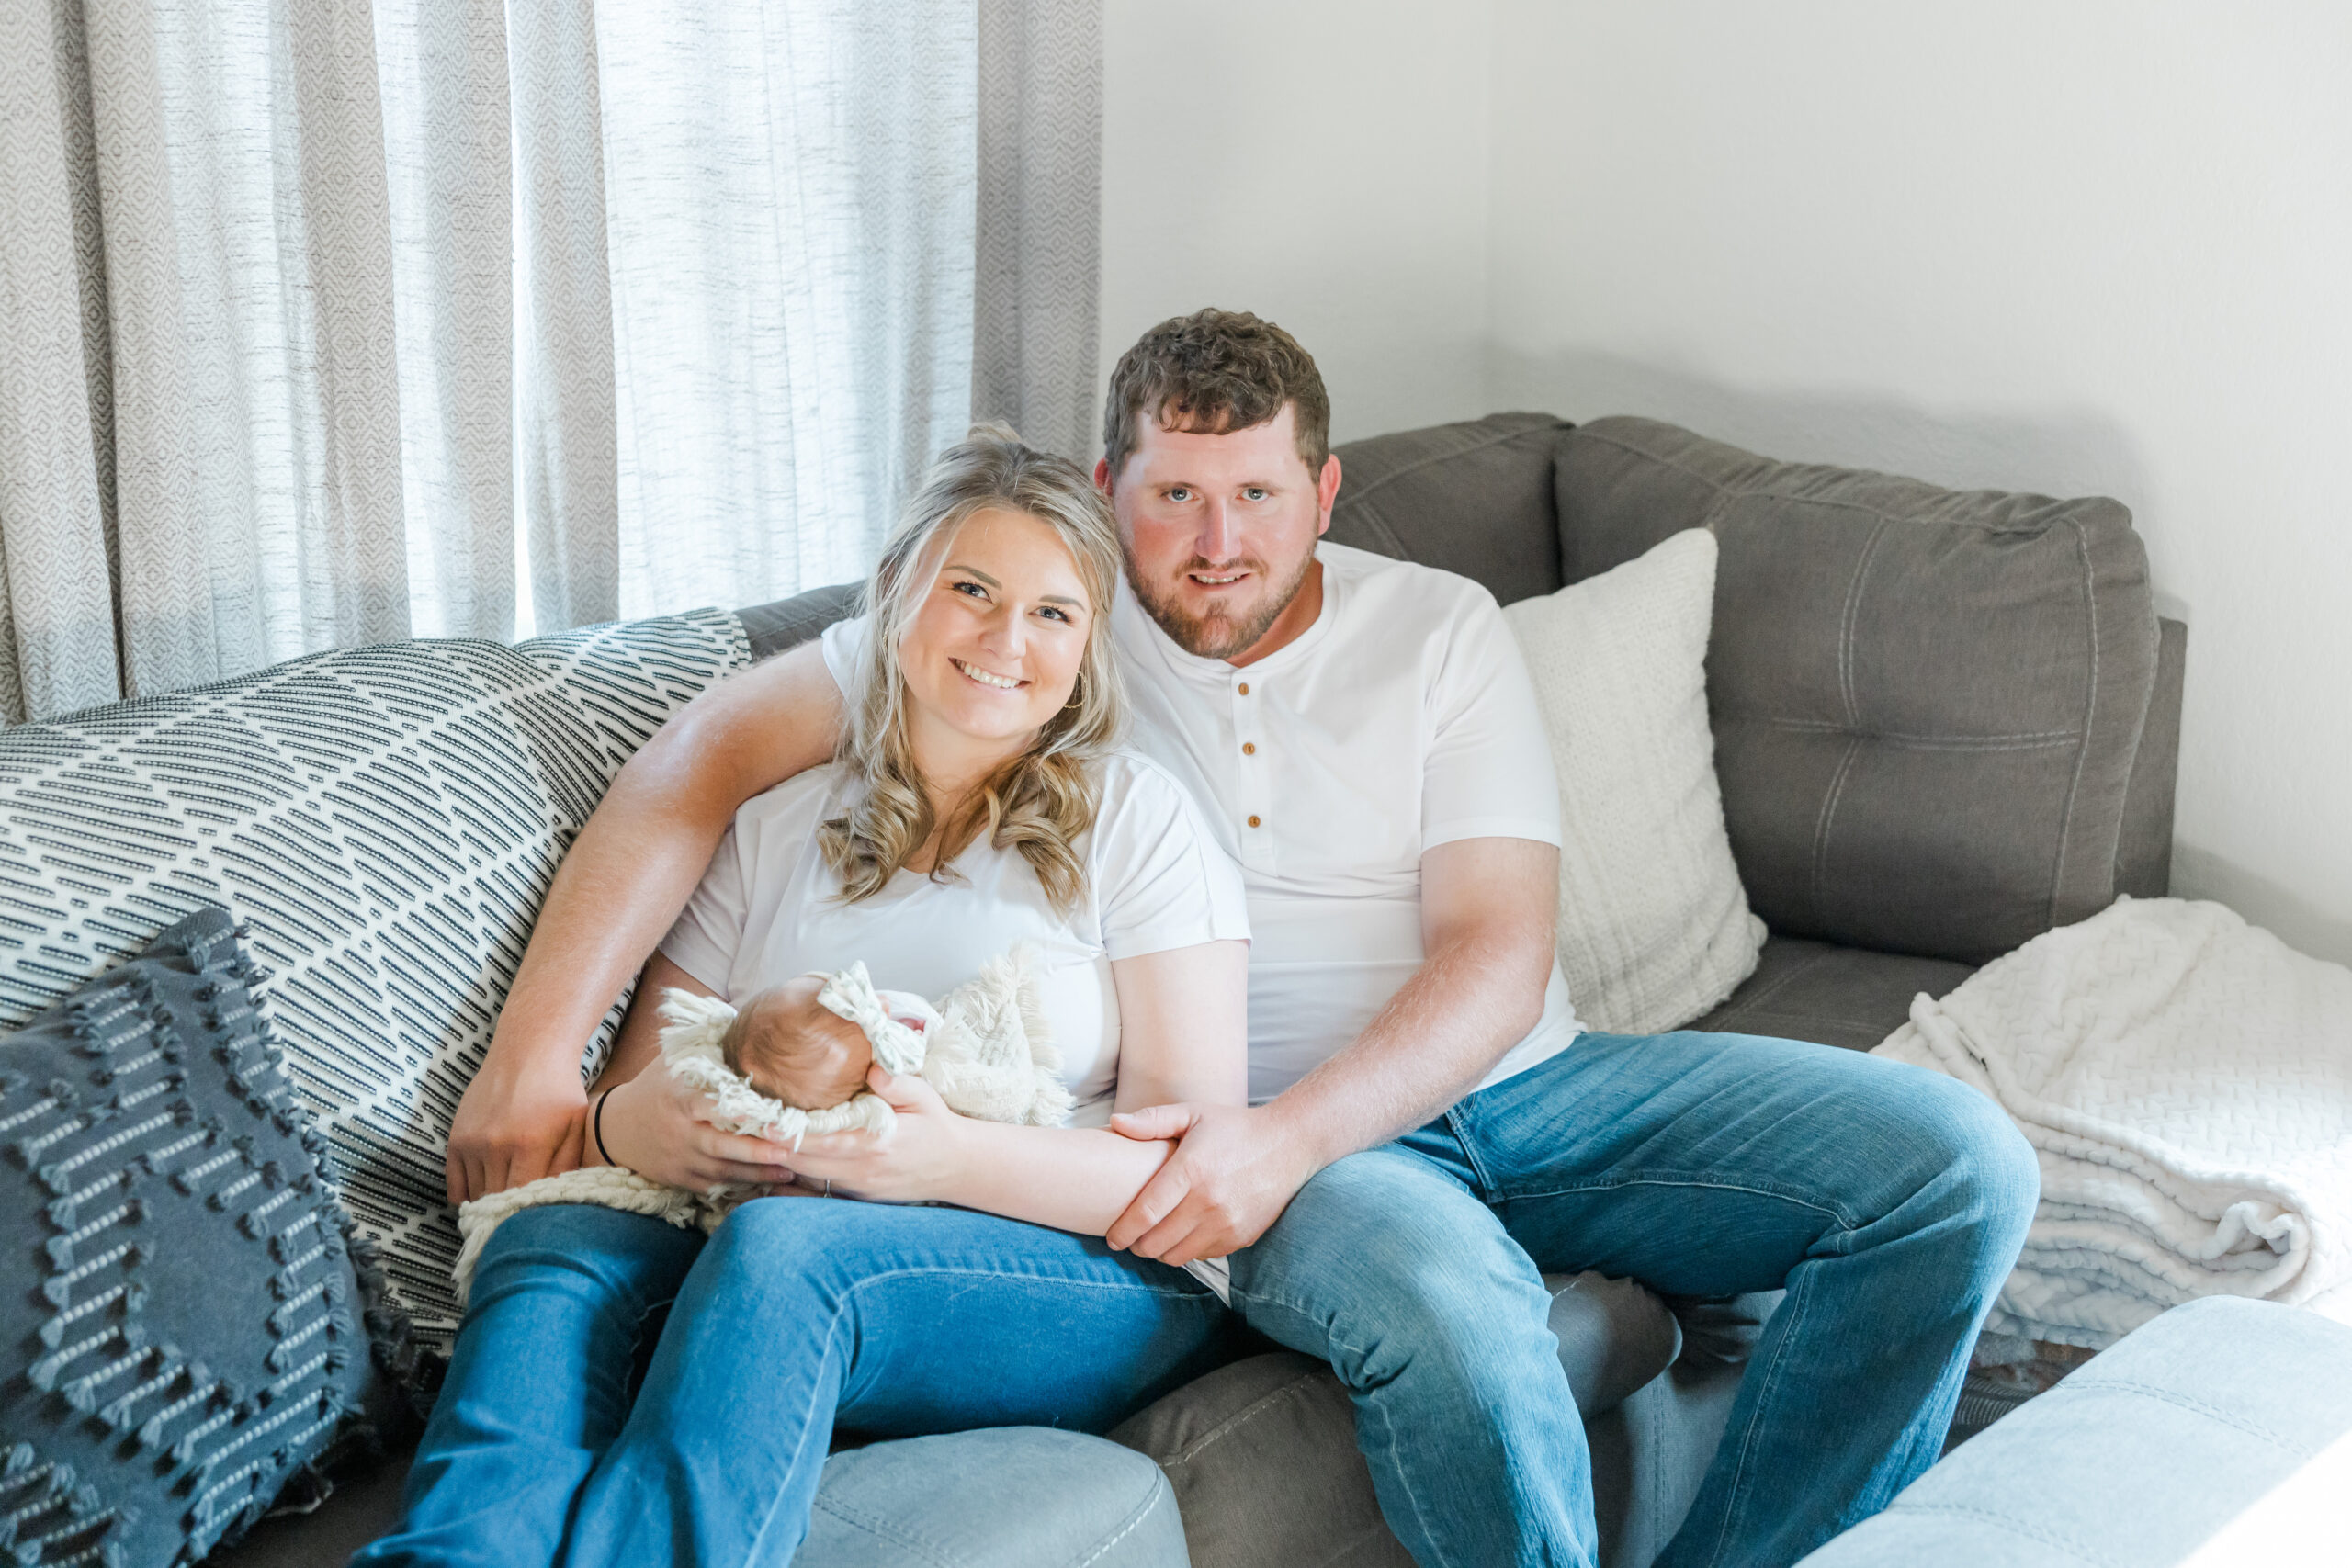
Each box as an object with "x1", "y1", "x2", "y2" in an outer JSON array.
[
  {"x1": 282, "y1": 2, "x2": 410, "y2": 650},
  {"x1": 102, "y1": 0, "x2": 409, "y2": 683},
  {"x1": 0, "y1": 0, "x2": 1098, "y2": 718},
  {"x1": 89, "y1": 0, "x2": 249, "y2": 691},
  {"x1": 378, "y1": 0, "x2": 514, "y2": 640},
  {"x1": 0, "y1": 0, "x2": 121, "y2": 721},
  {"x1": 510, "y1": 0, "x2": 617, "y2": 633},
  {"x1": 597, "y1": 0, "x2": 978, "y2": 621},
  {"x1": 972, "y1": 0, "x2": 1102, "y2": 466}
]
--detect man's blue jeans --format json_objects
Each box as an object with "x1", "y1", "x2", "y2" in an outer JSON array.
[
  {"x1": 1227, "y1": 1030, "x2": 2040, "y2": 1568},
  {"x1": 356, "y1": 1198, "x2": 1229, "y2": 1567}
]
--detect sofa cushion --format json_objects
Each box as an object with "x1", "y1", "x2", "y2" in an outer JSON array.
[
  {"x1": 1328, "y1": 412, "x2": 1569, "y2": 606},
  {"x1": 1687, "y1": 935, "x2": 1976, "y2": 1052},
  {"x1": 742, "y1": 581, "x2": 863, "y2": 663},
  {"x1": 1795, "y1": 1297, "x2": 2352, "y2": 1567},
  {"x1": 805, "y1": 1428, "x2": 1187, "y2": 1568},
  {"x1": 1505, "y1": 529, "x2": 1764, "y2": 1035},
  {"x1": 0, "y1": 611, "x2": 748, "y2": 1353},
  {"x1": 1, "y1": 908, "x2": 416, "y2": 1565},
  {"x1": 1555, "y1": 416, "x2": 2160, "y2": 965},
  {"x1": 208, "y1": 1427, "x2": 1185, "y2": 1568},
  {"x1": 1107, "y1": 1270, "x2": 1678, "y2": 1568}
]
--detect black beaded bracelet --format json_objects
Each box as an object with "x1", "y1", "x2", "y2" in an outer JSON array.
[{"x1": 592, "y1": 1087, "x2": 616, "y2": 1166}]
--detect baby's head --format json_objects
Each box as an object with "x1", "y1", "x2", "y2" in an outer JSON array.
[{"x1": 720, "y1": 976, "x2": 874, "y2": 1111}]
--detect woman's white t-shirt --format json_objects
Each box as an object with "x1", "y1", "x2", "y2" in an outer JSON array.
[{"x1": 657, "y1": 750, "x2": 1249, "y2": 1127}]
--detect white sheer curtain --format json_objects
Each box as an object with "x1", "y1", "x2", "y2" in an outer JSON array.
[
  {"x1": 0, "y1": 0, "x2": 1100, "y2": 723},
  {"x1": 596, "y1": 0, "x2": 979, "y2": 622}
]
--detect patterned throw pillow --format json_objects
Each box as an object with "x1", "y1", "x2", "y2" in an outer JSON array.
[
  {"x1": 0, "y1": 906, "x2": 416, "y2": 1566},
  {"x1": 0, "y1": 612, "x2": 747, "y2": 1351}
]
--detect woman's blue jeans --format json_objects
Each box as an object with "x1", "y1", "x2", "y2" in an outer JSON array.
[
  {"x1": 1227, "y1": 1030, "x2": 2041, "y2": 1568},
  {"x1": 356, "y1": 1198, "x2": 1229, "y2": 1567}
]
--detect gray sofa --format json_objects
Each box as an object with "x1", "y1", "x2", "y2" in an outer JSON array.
[{"x1": 209, "y1": 412, "x2": 2183, "y2": 1566}]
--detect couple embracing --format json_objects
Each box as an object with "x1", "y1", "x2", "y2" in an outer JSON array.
[{"x1": 368, "y1": 311, "x2": 2037, "y2": 1568}]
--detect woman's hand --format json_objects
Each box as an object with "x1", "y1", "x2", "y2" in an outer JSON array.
[
  {"x1": 775, "y1": 1067, "x2": 972, "y2": 1203},
  {"x1": 594, "y1": 1063, "x2": 806, "y2": 1190}
]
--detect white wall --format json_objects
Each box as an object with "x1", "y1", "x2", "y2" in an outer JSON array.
[
  {"x1": 1485, "y1": 1, "x2": 2352, "y2": 963},
  {"x1": 1099, "y1": 0, "x2": 1493, "y2": 444},
  {"x1": 1101, "y1": 2, "x2": 2352, "y2": 964}
]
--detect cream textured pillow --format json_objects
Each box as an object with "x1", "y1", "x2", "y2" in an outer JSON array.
[{"x1": 1503, "y1": 528, "x2": 1764, "y2": 1034}]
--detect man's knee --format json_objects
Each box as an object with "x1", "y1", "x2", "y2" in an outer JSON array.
[
  {"x1": 1236, "y1": 1149, "x2": 1554, "y2": 1384},
  {"x1": 1880, "y1": 1067, "x2": 2041, "y2": 1257}
]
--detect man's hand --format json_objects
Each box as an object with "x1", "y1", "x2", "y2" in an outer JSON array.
[
  {"x1": 446, "y1": 1052, "x2": 589, "y2": 1204},
  {"x1": 1103, "y1": 1102, "x2": 1325, "y2": 1267}
]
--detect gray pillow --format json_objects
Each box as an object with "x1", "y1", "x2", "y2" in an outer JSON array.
[
  {"x1": 0, "y1": 907, "x2": 415, "y2": 1566},
  {"x1": 1329, "y1": 412, "x2": 1571, "y2": 606},
  {"x1": 1556, "y1": 417, "x2": 2160, "y2": 964}
]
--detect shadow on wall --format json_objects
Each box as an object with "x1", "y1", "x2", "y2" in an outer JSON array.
[
  {"x1": 2170, "y1": 847, "x2": 2352, "y2": 971},
  {"x1": 1485, "y1": 344, "x2": 2184, "y2": 616}
]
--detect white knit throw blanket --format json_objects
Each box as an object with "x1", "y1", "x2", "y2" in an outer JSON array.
[
  {"x1": 1874, "y1": 897, "x2": 2352, "y2": 1348},
  {"x1": 452, "y1": 947, "x2": 1069, "y2": 1299}
]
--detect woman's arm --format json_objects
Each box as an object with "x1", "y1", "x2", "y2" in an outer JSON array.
[
  {"x1": 445, "y1": 641, "x2": 845, "y2": 1202},
  {"x1": 562, "y1": 953, "x2": 810, "y2": 1190},
  {"x1": 781, "y1": 938, "x2": 1250, "y2": 1235}
]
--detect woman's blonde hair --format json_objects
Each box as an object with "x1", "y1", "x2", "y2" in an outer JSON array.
[{"x1": 820, "y1": 424, "x2": 1125, "y2": 914}]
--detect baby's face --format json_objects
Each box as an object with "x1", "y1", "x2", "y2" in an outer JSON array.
[{"x1": 725, "y1": 976, "x2": 876, "y2": 1111}]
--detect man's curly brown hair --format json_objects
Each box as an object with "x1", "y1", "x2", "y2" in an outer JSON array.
[{"x1": 1101, "y1": 309, "x2": 1330, "y2": 482}]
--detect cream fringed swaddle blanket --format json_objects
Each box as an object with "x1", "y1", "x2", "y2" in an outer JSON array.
[{"x1": 451, "y1": 947, "x2": 1070, "y2": 1300}]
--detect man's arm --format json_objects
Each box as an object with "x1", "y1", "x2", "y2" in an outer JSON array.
[
  {"x1": 1104, "y1": 834, "x2": 1559, "y2": 1265},
  {"x1": 443, "y1": 639, "x2": 846, "y2": 1202}
]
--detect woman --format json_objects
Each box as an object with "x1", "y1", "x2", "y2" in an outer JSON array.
[{"x1": 362, "y1": 428, "x2": 1250, "y2": 1566}]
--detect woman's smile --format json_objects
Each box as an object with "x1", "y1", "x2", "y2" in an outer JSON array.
[{"x1": 951, "y1": 657, "x2": 1028, "y2": 692}]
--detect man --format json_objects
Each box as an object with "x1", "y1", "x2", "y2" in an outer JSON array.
[{"x1": 449, "y1": 310, "x2": 2037, "y2": 1567}]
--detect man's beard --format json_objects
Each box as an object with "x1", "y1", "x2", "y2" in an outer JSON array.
[{"x1": 1125, "y1": 548, "x2": 1317, "y2": 660}]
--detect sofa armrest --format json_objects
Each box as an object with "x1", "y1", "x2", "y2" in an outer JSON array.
[
  {"x1": 1794, "y1": 1297, "x2": 2352, "y2": 1566},
  {"x1": 2113, "y1": 615, "x2": 2187, "y2": 899}
]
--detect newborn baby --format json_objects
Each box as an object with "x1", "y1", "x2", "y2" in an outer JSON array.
[
  {"x1": 718, "y1": 972, "x2": 933, "y2": 1119},
  {"x1": 452, "y1": 949, "x2": 1069, "y2": 1298}
]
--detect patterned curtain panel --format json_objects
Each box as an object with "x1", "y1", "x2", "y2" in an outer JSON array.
[
  {"x1": 973, "y1": 0, "x2": 1104, "y2": 466},
  {"x1": 597, "y1": 0, "x2": 980, "y2": 623},
  {"x1": 0, "y1": 0, "x2": 1104, "y2": 725}
]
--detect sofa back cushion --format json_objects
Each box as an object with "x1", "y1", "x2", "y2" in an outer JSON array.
[
  {"x1": 1328, "y1": 412, "x2": 1568, "y2": 605},
  {"x1": 0, "y1": 610, "x2": 748, "y2": 1351},
  {"x1": 1556, "y1": 417, "x2": 2160, "y2": 964}
]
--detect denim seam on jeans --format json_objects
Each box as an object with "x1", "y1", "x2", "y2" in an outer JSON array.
[
  {"x1": 1700, "y1": 1213, "x2": 1851, "y2": 1568},
  {"x1": 1493, "y1": 1173, "x2": 1865, "y2": 1233},
  {"x1": 739, "y1": 1261, "x2": 1221, "y2": 1560},
  {"x1": 1441, "y1": 1106, "x2": 1499, "y2": 1199},
  {"x1": 1224, "y1": 1282, "x2": 1456, "y2": 1568}
]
